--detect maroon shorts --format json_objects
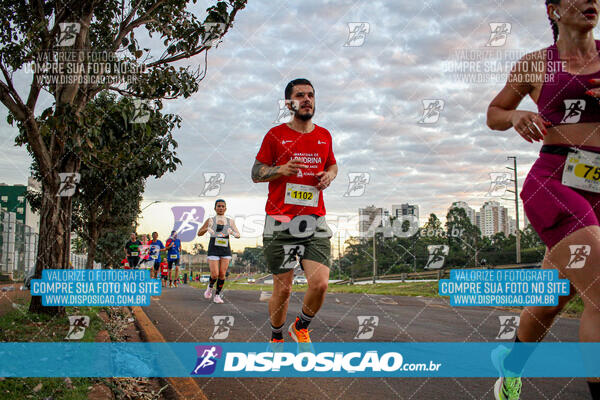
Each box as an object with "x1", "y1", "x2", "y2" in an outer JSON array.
[{"x1": 521, "y1": 145, "x2": 600, "y2": 249}]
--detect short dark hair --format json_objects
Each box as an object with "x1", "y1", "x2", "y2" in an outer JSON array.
[
  {"x1": 285, "y1": 78, "x2": 314, "y2": 100},
  {"x1": 215, "y1": 199, "x2": 226, "y2": 207}
]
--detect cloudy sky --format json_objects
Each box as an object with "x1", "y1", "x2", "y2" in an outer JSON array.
[{"x1": 2, "y1": 0, "x2": 596, "y2": 251}]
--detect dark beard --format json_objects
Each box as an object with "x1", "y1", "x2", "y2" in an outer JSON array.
[
  {"x1": 297, "y1": 112, "x2": 313, "y2": 121},
  {"x1": 296, "y1": 105, "x2": 315, "y2": 121}
]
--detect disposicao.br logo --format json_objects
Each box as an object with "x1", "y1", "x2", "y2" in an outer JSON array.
[
  {"x1": 223, "y1": 351, "x2": 441, "y2": 374},
  {"x1": 191, "y1": 345, "x2": 222, "y2": 375}
]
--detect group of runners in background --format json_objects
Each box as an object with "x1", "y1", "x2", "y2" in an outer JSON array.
[
  {"x1": 124, "y1": 230, "x2": 183, "y2": 288},
  {"x1": 123, "y1": 199, "x2": 241, "y2": 301}
]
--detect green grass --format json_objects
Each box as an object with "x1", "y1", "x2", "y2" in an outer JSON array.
[
  {"x1": 556, "y1": 295, "x2": 584, "y2": 317},
  {"x1": 0, "y1": 304, "x2": 109, "y2": 399},
  {"x1": 0, "y1": 377, "x2": 101, "y2": 400},
  {"x1": 327, "y1": 281, "x2": 441, "y2": 297},
  {"x1": 192, "y1": 280, "x2": 443, "y2": 297},
  {"x1": 0, "y1": 303, "x2": 104, "y2": 342}
]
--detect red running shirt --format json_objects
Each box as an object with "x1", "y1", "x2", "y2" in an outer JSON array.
[{"x1": 256, "y1": 123, "x2": 336, "y2": 219}]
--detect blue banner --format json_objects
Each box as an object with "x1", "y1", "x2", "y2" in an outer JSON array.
[
  {"x1": 30, "y1": 269, "x2": 161, "y2": 306},
  {"x1": 439, "y1": 269, "x2": 570, "y2": 306},
  {"x1": 0, "y1": 342, "x2": 599, "y2": 378}
]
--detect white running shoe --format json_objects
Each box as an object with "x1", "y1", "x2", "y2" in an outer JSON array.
[
  {"x1": 213, "y1": 294, "x2": 224, "y2": 304},
  {"x1": 204, "y1": 286, "x2": 213, "y2": 299}
]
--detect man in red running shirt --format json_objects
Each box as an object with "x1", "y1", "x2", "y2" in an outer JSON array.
[{"x1": 252, "y1": 78, "x2": 337, "y2": 347}]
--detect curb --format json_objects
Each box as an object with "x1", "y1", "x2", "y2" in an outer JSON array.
[{"x1": 131, "y1": 306, "x2": 208, "y2": 400}]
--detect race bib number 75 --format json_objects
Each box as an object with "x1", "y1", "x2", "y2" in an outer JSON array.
[{"x1": 563, "y1": 149, "x2": 600, "y2": 193}]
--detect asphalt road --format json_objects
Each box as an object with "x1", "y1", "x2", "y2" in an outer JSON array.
[{"x1": 143, "y1": 284, "x2": 590, "y2": 400}]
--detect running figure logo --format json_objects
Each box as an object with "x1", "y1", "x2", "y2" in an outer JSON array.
[
  {"x1": 566, "y1": 244, "x2": 590, "y2": 269},
  {"x1": 138, "y1": 244, "x2": 152, "y2": 264},
  {"x1": 132, "y1": 99, "x2": 152, "y2": 123},
  {"x1": 419, "y1": 99, "x2": 444, "y2": 124},
  {"x1": 200, "y1": 172, "x2": 226, "y2": 196},
  {"x1": 344, "y1": 172, "x2": 370, "y2": 197},
  {"x1": 425, "y1": 245, "x2": 449, "y2": 270},
  {"x1": 487, "y1": 172, "x2": 512, "y2": 197},
  {"x1": 171, "y1": 206, "x2": 205, "y2": 242},
  {"x1": 344, "y1": 22, "x2": 370, "y2": 47},
  {"x1": 210, "y1": 316, "x2": 234, "y2": 340},
  {"x1": 148, "y1": 244, "x2": 161, "y2": 260},
  {"x1": 191, "y1": 345, "x2": 222, "y2": 375},
  {"x1": 202, "y1": 23, "x2": 226, "y2": 47},
  {"x1": 496, "y1": 316, "x2": 520, "y2": 340},
  {"x1": 485, "y1": 22, "x2": 512, "y2": 47},
  {"x1": 562, "y1": 100, "x2": 586, "y2": 124},
  {"x1": 274, "y1": 100, "x2": 299, "y2": 124},
  {"x1": 354, "y1": 316, "x2": 379, "y2": 340},
  {"x1": 57, "y1": 23, "x2": 80, "y2": 46},
  {"x1": 281, "y1": 245, "x2": 305, "y2": 270},
  {"x1": 65, "y1": 316, "x2": 90, "y2": 340},
  {"x1": 57, "y1": 173, "x2": 81, "y2": 197}
]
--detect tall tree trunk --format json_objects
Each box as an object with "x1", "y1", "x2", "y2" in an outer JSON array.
[
  {"x1": 86, "y1": 211, "x2": 98, "y2": 269},
  {"x1": 28, "y1": 154, "x2": 79, "y2": 315},
  {"x1": 28, "y1": 180, "x2": 69, "y2": 314}
]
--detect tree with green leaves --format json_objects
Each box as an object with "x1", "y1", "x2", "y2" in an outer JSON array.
[
  {"x1": 0, "y1": 0, "x2": 247, "y2": 314},
  {"x1": 71, "y1": 92, "x2": 180, "y2": 267},
  {"x1": 445, "y1": 206, "x2": 481, "y2": 267},
  {"x1": 240, "y1": 246, "x2": 264, "y2": 272},
  {"x1": 192, "y1": 243, "x2": 206, "y2": 255},
  {"x1": 521, "y1": 224, "x2": 544, "y2": 249},
  {"x1": 420, "y1": 213, "x2": 444, "y2": 240}
]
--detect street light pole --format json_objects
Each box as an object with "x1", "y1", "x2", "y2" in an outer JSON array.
[
  {"x1": 141, "y1": 200, "x2": 161, "y2": 211},
  {"x1": 372, "y1": 232, "x2": 377, "y2": 284},
  {"x1": 506, "y1": 157, "x2": 521, "y2": 264},
  {"x1": 338, "y1": 231, "x2": 342, "y2": 280},
  {"x1": 136, "y1": 200, "x2": 161, "y2": 229}
]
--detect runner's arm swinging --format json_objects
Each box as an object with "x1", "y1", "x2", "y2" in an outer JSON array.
[
  {"x1": 251, "y1": 159, "x2": 282, "y2": 182},
  {"x1": 228, "y1": 219, "x2": 241, "y2": 238},
  {"x1": 197, "y1": 219, "x2": 210, "y2": 236},
  {"x1": 252, "y1": 159, "x2": 308, "y2": 182},
  {"x1": 487, "y1": 54, "x2": 549, "y2": 142},
  {"x1": 316, "y1": 164, "x2": 338, "y2": 190}
]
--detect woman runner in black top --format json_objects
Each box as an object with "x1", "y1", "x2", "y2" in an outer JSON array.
[{"x1": 197, "y1": 199, "x2": 240, "y2": 303}]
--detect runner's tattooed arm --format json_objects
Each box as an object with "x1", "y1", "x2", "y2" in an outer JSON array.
[
  {"x1": 251, "y1": 160, "x2": 281, "y2": 182},
  {"x1": 252, "y1": 158, "x2": 308, "y2": 182}
]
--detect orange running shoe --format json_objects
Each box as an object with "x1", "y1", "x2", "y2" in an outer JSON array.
[{"x1": 288, "y1": 317, "x2": 311, "y2": 343}]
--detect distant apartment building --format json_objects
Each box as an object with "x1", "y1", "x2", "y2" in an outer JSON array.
[
  {"x1": 0, "y1": 177, "x2": 40, "y2": 233},
  {"x1": 508, "y1": 217, "x2": 517, "y2": 236},
  {"x1": 479, "y1": 201, "x2": 510, "y2": 237},
  {"x1": 359, "y1": 206, "x2": 384, "y2": 236},
  {"x1": 391, "y1": 203, "x2": 419, "y2": 221},
  {"x1": 450, "y1": 201, "x2": 476, "y2": 225}
]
